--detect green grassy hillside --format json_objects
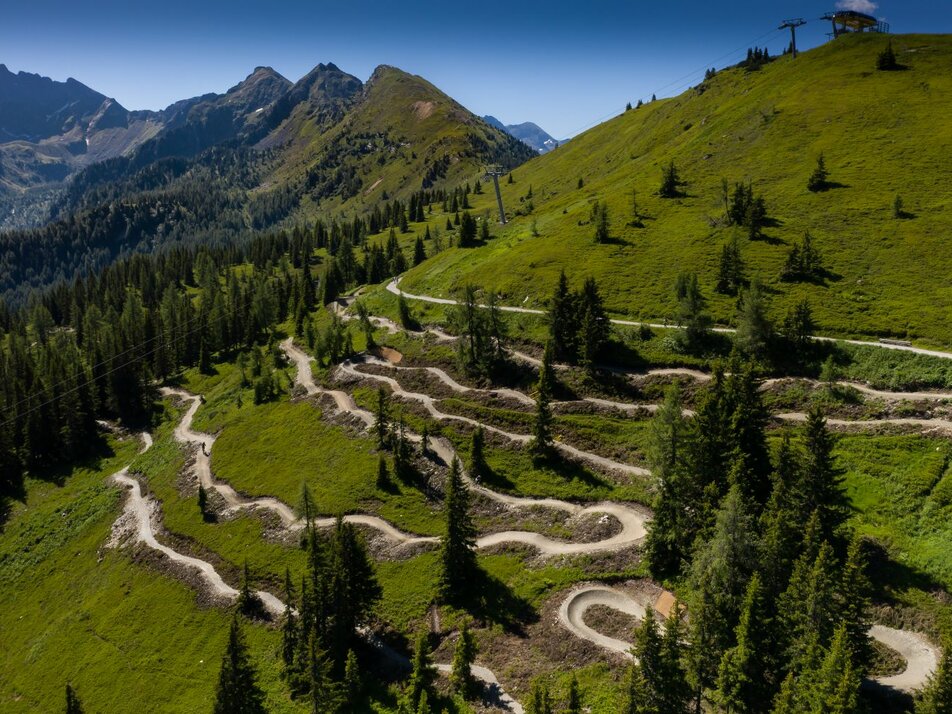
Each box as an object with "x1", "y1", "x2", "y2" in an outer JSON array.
[{"x1": 400, "y1": 34, "x2": 952, "y2": 347}]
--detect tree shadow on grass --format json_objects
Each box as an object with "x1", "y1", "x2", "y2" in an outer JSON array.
[
  {"x1": 448, "y1": 568, "x2": 537, "y2": 635},
  {"x1": 534, "y1": 450, "x2": 610, "y2": 489}
]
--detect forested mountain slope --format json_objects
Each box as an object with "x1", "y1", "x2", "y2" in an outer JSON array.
[
  {"x1": 403, "y1": 34, "x2": 952, "y2": 347},
  {"x1": 0, "y1": 64, "x2": 533, "y2": 304}
]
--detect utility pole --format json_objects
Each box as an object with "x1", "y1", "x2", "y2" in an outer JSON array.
[
  {"x1": 779, "y1": 18, "x2": 807, "y2": 58},
  {"x1": 483, "y1": 165, "x2": 508, "y2": 224}
]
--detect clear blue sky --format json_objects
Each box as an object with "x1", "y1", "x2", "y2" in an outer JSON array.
[{"x1": 2, "y1": 0, "x2": 949, "y2": 138}]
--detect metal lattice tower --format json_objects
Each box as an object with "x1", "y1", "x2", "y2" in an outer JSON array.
[
  {"x1": 483, "y1": 165, "x2": 508, "y2": 224},
  {"x1": 780, "y1": 18, "x2": 807, "y2": 58}
]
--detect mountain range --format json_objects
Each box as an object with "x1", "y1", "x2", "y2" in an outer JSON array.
[
  {"x1": 0, "y1": 62, "x2": 533, "y2": 231},
  {"x1": 482, "y1": 115, "x2": 559, "y2": 153}
]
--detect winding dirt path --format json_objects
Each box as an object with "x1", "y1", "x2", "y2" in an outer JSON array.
[
  {"x1": 281, "y1": 339, "x2": 650, "y2": 554},
  {"x1": 109, "y1": 433, "x2": 286, "y2": 618},
  {"x1": 387, "y1": 278, "x2": 952, "y2": 361},
  {"x1": 557, "y1": 586, "x2": 939, "y2": 693},
  {"x1": 340, "y1": 355, "x2": 650, "y2": 478}
]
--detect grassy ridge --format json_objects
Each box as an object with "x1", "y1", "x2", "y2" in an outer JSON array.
[{"x1": 396, "y1": 34, "x2": 952, "y2": 346}]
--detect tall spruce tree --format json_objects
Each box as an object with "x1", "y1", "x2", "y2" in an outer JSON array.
[
  {"x1": 406, "y1": 631, "x2": 436, "y2": 711},
  {"x1": 531, "y1": 342, "x2": 556, "y2": 457},
  {"x1": 549, "y1": 271, "x2": 579, "y2": 361},
  {"x1": 213, "y1": 617, "x2": 267, "y2": 714},
  {"x1": 439, "y1": 458, "x2": 478, "y2": 599},
  {"x1": 715, "y1": 573, "x2": 772, "y2": 713},
  {"x1": 450, "y1": 620, "x2": 478, "y2": 697}
]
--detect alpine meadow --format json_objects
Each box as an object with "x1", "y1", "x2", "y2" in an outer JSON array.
[{"x1": 3, "y1": 4, "x2": 952, "y2": 714}]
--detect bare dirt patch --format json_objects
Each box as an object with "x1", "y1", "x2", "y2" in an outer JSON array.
[{"x1": 412, "y1": 101, "x2": 435, "y2": 120}]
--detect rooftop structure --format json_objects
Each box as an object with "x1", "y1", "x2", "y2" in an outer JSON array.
[{"x1": 822, "y1": 10, "x2": 890, "y2": 38}]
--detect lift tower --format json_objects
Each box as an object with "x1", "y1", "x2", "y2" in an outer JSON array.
[
  {"x1": 780, "y1": 18, "x2": 807, "y2": 58},
  {"x1": 483, "y1": 165, "x2": 508, "y2": 224}
]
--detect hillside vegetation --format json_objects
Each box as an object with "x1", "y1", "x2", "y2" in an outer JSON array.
[{"x1": 401, "y1": 34, "x2": 952, "y2": 347}]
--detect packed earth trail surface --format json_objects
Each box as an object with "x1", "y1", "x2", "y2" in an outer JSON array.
[
  {"x1": 386, "y1": 278, "x2": 952, "y2": 361},
  {"x1": 557, "y1": 585, "x2": 939, "y2": 693}
]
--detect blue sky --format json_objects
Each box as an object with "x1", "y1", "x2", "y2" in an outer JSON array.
[{"x1": 2, "y1": 0, "x2": 949, "y2": 138}]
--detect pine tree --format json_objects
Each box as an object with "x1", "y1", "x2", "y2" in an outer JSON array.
[
  {"x1": 459, "y1": 212, "x2": 477, "y2": 247},
  {"x1": 734, "y1": 279, "x2": 773, "y2": 360},
  {"x1": 237, "y1": 561, "x2": 262, "y2": 618},
  {"x1": 782, "y1": 298, "x2": 814, "y2": 352},
  {"x1": 531, "y1": 342, "x2": 555, "y2": 457},
  {"x1": 716, "y1": 238, "x2": 745, "y2": 296},
  {"x1": 800, "y1": 407, "x2": 848, "y2": 543},
  {"x1": 343, "y1": 649, "x2": 361, "y2": 709},
  {"x1": 406, "y1": 631, "x2": 436, "y2": 711},
  {"x1": 480, "y1": 219, "x2": 491, "y2": 242},
  {"x1": 281, "y1": 568, "x2": 298, "y2": 669},
  {"x1": 213, "y1": 617, "x2": 267, "y2": 714},
  {"x1": 779, "y1": 540, "x2": 839, "y2": 671},
  {"x1": 660, "y1": 160, "x2": 681, "y2": 198},
  {"x1": 549, "y1": 270, "x2": 579, "y2": 361},
  {"x1": 578, "y1": 277, "x2": 610, "y2": 374},
  {"x1": 645, "y1": 385, "x2": 690, "y2": 577},
  {"x1": 527, "y1": 681, "x2": 553, "y2": 714},
  {"x1": 917, "y1": 639, "x2": 952, "y2": 714},
  {"x1": 716, "y1": 573, "x2": 772, "y2": 713},
  {"x1": 354, "y1": 301, "x2": 376, "y2": 350},
  {"x1": 877, "y1": 41, "x2": 900, "y2": 71},
  {"x1": 374, "y1": 387, "x2": 390, "y2": 449},
  {"x1": 307, "y1": 631, "x2": 340, "y2": 714},
  {"x1": 413, "y1": 236, "x2": 426, "y2": 266},
  {"x1": 450, "y1": 621, "x2": 478, "y2": 697},
  {"x1": 807, "y1": 154, "x2": 829, "y2": 192},
  {"x1": 594, "y1": 202, "x2": 610, "y2": 243},
  {"x1": 674, "y1": 273, "x2": 710, "y2": 352},
  {"x1": 439, "y1": 458, "x2": 478, "y2": 599},
  {"x1": 837, "y1": 534, "x2": 872, "y2": 667},
  {"x1": 687, "y1": 486, "x2": 761, "y2": 700},
  {"x1": 65, "y1": 684, "x2": 84, "y2": 714}
]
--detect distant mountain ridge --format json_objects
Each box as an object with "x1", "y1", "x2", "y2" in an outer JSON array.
[
  {"x1": 482, "y1": 115, "x2": 558, "y2": 153},
  {"x1": 0, "y1": 60, "x2": 535, "y2": 301}
]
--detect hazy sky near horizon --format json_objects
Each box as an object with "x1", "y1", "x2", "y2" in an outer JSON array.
[{"x1": 3, "y1": 0, "x2": 949, "y2": 138}]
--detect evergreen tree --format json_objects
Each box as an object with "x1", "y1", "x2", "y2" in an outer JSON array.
[
  {"x1": 799, "y1": 408, "x2": 848, "y2": 543},
  {"x1": 716, "y1": 238, "x2": 746, "y2": 296},
  {"x1": 439, "y1": 458, "x2": 478, "y2": 599},
  {"x1": 413, "y1": 236, "x2": 426, "y2": 266},
  {"x1": 343, "y1": 649, "x2": 361, "y2": 709},
  {"x1": 674, "y1": 273, "x2": 711, "y2": 352},
  {"x1": 917, "y1": 639, "x2": 952, "y2": 714},
  {"x1": 374, "y1": 387, "x2": 390, "y2": 449},
  {"x1": 459, "y1": 212, "x2": 478, "y2": 247},
  {"x1": 531, "y1": 341, "x2": 555, "y2": 457},
  {"x1": 779, "y1": 539, "x2": 840, "y2": 671},
  {"x1": 549, "y1": 271, "x2": 579, "y2": 361},
  {"x1": 578, "y1": 277, "x2": 611, "y2": 374},
  {"x1": 782, "y1": 298, "x2": 814, "y2": 352},
  {"x1": 354, "y1": 301, "x2": 376, "y2": 350},
  {"x1": 307, "y1": 631, "x2": 341, "y2": 714},
  {"x1": 480, "y1": 219, "x2": 491, "y2": 242},
  {"x1": 877, "y1": 41, "x2": 900, "y2": 70},
  {"x1": 594, "y1": 202, "x2": 610, "y2": 243},
  {"x1": 406, "y1": 631, "x2": 436, "y2": 711},
  {"x1": 527, "y1": 682, "x2": 553, "y2": 714},
  {"x1": 237, "y1": 561, "x2": 262, "y2": 618},
  {"x1": 807, "y1": 154, "x2": 829, "y2": 192},
  {"x1": 65, "y1": 684, "x2": 84, "y2": 714},
  {"x1": 645, "y1": 386, "x2": 691, "y2": 577},
  {"x1": 836, "y1": 534, "x2": 872, "y2": 667},
  {"x1": 213, "y1": 617, "x2": 267, "y2": 714},
  {"x1": 734, "y1": 279, "x2": 773, "y2": 360},
  {"x1": 660, "y1": 160, "x2": 682, "y2": 198},
  {"x1": 687, "y1": 486, "x2": 760, "y2": 702},
  {"x1": 398, "y1": 294, "x2": 417, "y2": 330},
  {"x1": 715, "y1": 573, "x2": 772, "y2": 713},
  {"x1": 450, "y1": 621, "x2": 478, "y2": 697},
  {"x1": 281, "y1": 568, "x2": 298, "y2": 669}
]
